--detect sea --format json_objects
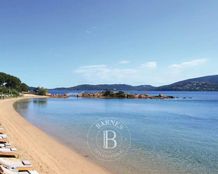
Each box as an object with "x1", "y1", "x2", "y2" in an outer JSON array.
[{"x1": 15, "y1": 91, "x2": 218, "y2": 174}]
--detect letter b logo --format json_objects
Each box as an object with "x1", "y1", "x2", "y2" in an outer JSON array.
[
  {"x1": 87, "y1": 119, "x2": 131, "y2": 161},
  {"x1": 103, "y1": 130, "x2": 117, "y2": 149}
]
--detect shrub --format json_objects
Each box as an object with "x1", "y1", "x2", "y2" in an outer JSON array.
[
  {"x1": 34, "y1": 87, "x2": 48, "y2": 96},
  {"x1": 102, "y1": 90, "x2": 114, "y2": 97}
]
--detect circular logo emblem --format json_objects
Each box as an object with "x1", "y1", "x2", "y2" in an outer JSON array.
[{"x1": 87, "y1": 118, "x2": 131, "y2": 161}]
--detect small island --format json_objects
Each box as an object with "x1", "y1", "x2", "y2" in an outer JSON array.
[{"x1": 77, "y1": 90, "x2": 175, "y2": 99}]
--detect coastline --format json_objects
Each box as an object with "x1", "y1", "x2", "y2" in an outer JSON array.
[{"x1": 0, "y1": 95, "x2": 111, "y2": 174}]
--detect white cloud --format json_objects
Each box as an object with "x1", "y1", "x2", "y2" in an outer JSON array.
[
  {"x1": 140, "y1": 61, "x2": 157, "y2": 69},
  {"x1": 119, "y1": 60, "x2": 130, "y2": 64},
  {"x1": 75, "y1": 64, "x2": 107, "y2": 72},
  {"x1": 169, "y1": 59, "x2": 207, "y2": 70},
  {"x1": 74, "y1": 61, "x2": 157, "y2": 84},
  {"x1": 73, "y1": 58, "x2": 210, "y2": 85},
  {"x1": 74, "y1": 64, "x2": 142, "y2": 84}
]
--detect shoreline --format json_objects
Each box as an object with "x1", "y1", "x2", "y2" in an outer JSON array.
[{"x1": 0, "y1": 95, "x2": 112, "y2": 174}]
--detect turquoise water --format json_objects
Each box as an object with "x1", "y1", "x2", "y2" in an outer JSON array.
[{"x1": 15, "y1": 91, "x2": 218, "y2": 174}]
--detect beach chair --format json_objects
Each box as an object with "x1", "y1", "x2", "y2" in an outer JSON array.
[
  {"x1": 0, "y1": 137, "x2": 7, "y2": 143},
  {"x1": 0, "y1": 148, "x2": 17, "y2": 158},
  {"x1": 0, "y1": 128, "x2": 5, "y2": 134},
  {"x1": 0, "y1": 135, "x2": 7, "y2": 139},
  {"x1": 0, "y1": 143, "x2": 11, "y2": 148},
  {"x1": 0, "y1": 165, "x2": 39, "y2": 174},
  {"x1": 0, "y1": 158, "x2": 33, "y2": 171},
  {"x1": 0, "y1": 133, "x2": 9, "y2": 143}
]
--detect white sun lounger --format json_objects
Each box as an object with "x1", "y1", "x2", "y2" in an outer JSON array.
[
  {"x1": 0, "y1": 147, "x2": 17, "y2": 152},
  {"x1": 0, "y1": 158, "x2": 33, "y2": 171},
  {"x1": 0, "y1": 148, "x2": 16, "y2": 153},
  {"x1": 0, "y1": 147, "x2": 17, "y2": 157},
  {"x1": 0, "y1": 165, "x2": 39, "y2": 174},
  {"x1": 0, "y1": 135, "x2": 7, "y2": 139},
  {"x1": 0, "y1": 143, "x2": 11, "y2": 148},
  {"x1": 0, "y1": 128, "x2": 5, "y2": 134},
  {"x1": 0, "y1": 139, "x2": 7, "y2": 143}
]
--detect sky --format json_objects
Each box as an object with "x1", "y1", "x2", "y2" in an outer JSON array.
[{"x1": 0, "y1": 0, "x2": 218, "y2": 88}]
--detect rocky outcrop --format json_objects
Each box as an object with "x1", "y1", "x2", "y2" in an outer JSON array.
[{"x1": 76, "y1": 91, "x2": 174, "y2": 99}]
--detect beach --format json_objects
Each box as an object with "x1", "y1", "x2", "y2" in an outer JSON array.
[{"x1": 0, "y1": 95, "x2": 111, "y2": 174}]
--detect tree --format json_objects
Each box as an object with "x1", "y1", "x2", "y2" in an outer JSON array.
[
  {"x1": 34, "y1": 87, "x2": 48, "y2": 96},
  {"x1": 20, "y1": 83, "x2": 29, "y2": 92},
  {"x1": 5, "y1": 75, "x2": 21, "y2": 90},
  {"x1": 0, "y1": 72, "x2": 30, "y2": 96},
  {"x1": 0, "y1": 73, "x2": 6, "y2": 86}
]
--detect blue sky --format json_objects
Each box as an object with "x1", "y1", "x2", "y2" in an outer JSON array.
[{"x1": 0, "y1": 0, "x2": 218, "y2": 88}]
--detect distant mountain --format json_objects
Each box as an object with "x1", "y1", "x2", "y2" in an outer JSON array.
[
  {"x1": 54, "y1": 84, "x2": 155, "y2": 91},
  {"x1": 53, "y1": 75, "x2": 218, "y2": 91},
  {"x1": 157, "y1": 75, "x2": 218, "y2": 91}
]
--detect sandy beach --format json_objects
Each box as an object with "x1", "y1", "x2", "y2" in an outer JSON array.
[{"x1": 0, "y1": 95, "x2": 111, "y2": 174}]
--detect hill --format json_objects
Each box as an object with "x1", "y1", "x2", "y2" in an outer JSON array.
[
  {"x1": 53, "y1": 75, "x2": 218, "y2": 91},
  {"x1": 157, "y1": 75, "x2": 218, "y2": 91},
  {"x1": 54, "y1": 84, "x2": 155, "y2": 91}
]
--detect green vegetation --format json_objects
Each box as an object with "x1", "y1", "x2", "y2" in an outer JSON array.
[
  {"x1": 79, "y1": 90, "x2": 174, "y2": 99},
  {"x1": 33, "y1": 87, "x2": 48, "y2": 96},
  {"x1": 102, "y1": 90, "x2": 126, "y2": 98},
  {"x1": 20, "y1": 83, "x2": 29, "y2": 92},
  {"x1": 0, "y1": 72, "x2": 29, "y2": 98}
]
